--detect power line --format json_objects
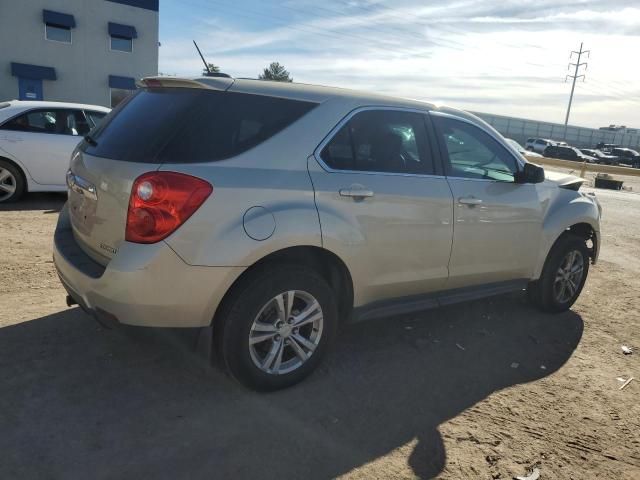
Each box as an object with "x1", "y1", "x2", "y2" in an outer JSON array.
[{"x1": 564, "y1": 42, "x2": 589, "y2": 126}]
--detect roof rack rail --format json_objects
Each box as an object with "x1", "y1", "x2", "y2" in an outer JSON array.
[{"x1": 203, "y1": 72, "x2": 232, "y2": 78}]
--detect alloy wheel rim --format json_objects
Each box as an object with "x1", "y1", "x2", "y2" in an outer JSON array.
[
  {"x1": 0, "y1": 167, "x2": 16, "y2": 201},
  {"x1": 249, "y1": 290, "x2": 323, "y2": 375},
  {"x1": 553, "y1": 250, "x2": 584, "y2": 304}
]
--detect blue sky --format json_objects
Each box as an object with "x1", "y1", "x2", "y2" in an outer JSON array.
[{"x1": 158, "y1": 0, "x2": 640, "y2": 128}]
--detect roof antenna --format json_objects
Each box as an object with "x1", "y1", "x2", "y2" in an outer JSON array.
[
  {"x1": 193, "y1": 40, "x2": 211, "y2": 75},
  {"x1": 193, "y1": 40, "x2": 231, "y2": 78}
]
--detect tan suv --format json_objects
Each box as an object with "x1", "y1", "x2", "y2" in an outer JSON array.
[{"x1": 54, "y1": 76, "x2": 601, "y2": 390}]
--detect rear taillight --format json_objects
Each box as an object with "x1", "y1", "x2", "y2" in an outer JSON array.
[{"x1": 126, "y1": 172, "x2": 212, "y2": 244}]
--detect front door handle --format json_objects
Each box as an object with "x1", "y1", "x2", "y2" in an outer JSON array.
[
  {"x1": 458, "y1": 196, "x2": 483, "y2": 206},
  {"x1": 339, "y1": 186, "x2": 374, "y2": 199}
]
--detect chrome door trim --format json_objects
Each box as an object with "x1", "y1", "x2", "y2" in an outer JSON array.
[{"x1": 312, "y1": 105, "x2": 446, "y2": 179}]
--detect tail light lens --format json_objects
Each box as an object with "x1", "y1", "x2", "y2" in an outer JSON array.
[{"x1": 126, "y1": 172, "x2": 213, "y2": 244}]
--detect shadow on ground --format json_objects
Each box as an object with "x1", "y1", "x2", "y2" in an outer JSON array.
[
  {"x1": 0, "y1": 192, "x2": 65, "y2": 213},
  {"x1": 0, "y1": 293, "x2": 582, "y2": 479}
]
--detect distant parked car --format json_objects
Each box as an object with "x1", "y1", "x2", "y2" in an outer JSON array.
[
  {"x1": 595, "y1": 143, "x2": 619, "y2": 153},
  {"x1": 526, "y1": 138, "x2": 557, "y2": 154},
  {"x1": 610, "y1": 148, "x2": 640, "y2": 168},
  {"x1": 0, "y1": 100, "x2": 110, "y2": 202},
  {"x1": 580, "y1": 149, "x2": 619, "y2": 165},
  {"x1": 506, "y1": 138, "x2": 543, "y2": 158},
  {"x1": 544, "y1": 145, "x2": 596, "y2": 163}
]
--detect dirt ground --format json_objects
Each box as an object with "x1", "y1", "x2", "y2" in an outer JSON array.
[{"x1": 1, "y1": 173, "x2": 639, "y2": 479}]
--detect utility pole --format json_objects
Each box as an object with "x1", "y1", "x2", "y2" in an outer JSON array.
[{"x1": 564, "y1": 42, "x2": 589, "y2": 126}]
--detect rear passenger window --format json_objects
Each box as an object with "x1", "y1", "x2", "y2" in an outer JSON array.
[
  {"x1": 83, "y1": 88, "x2": 317, "y2": 163},
  {"x1": 320, "y1": 110, "x2": 433, "y2": 174},
  {"x1": 1, "y1": 109, "x2": 82, "y2": 136}
]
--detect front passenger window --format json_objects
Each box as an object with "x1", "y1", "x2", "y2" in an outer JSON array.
[
  {"x1": 320, "y1": 110, "x2": 433, "y2": 175},
  {"x1": 432, "y1": 116, "x2": 518, "y2": 182}
]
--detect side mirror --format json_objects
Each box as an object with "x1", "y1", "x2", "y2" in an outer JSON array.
[{"x1": 515, "y1": 162, "x2": 545, "y2": 184}]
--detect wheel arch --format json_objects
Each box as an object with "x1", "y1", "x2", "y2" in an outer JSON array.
[
  {"x1": 211, "y1": 245, "x2": 354, "y2": 333},
  {"x1": 534, "y1": 218, "x2": 599, "y2": 279}
]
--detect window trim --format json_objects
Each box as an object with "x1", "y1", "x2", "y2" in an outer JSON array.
[
  {"x1": 429, "y1": 110, "x2": 525, "y2": 183},
  {"x1": 44, "y1": 23, "x2": 72, "y2": 44},
  {"x1": 313, "y1": 106, "x2": 443, "y2": 179}
]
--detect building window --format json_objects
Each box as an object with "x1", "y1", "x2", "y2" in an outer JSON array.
[
  {"x1": 110, "y1": 88, "x2": 133, "y2": 107},
  {"x1": 43, "y1": 10, "x2": 75, "y2": 44},
  {"x1": 108, "y1": 22, "x2": 137, "y2": 53},
  {"x1": 46, "y1": 24, "x2": 72, "y2": 43},
  {"x1": 110, "y1": 36, "x2": 132, "y2": 52}
]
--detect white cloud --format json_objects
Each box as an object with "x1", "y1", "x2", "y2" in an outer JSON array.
[{"x1": 159, "y1": 0, "x2": 640, "y2": 127}]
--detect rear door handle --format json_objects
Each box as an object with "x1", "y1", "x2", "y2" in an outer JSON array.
[
  {"x1": 339, "y1": 187, "x2": 374, "y2": 199},
  {"x1": 458, "y1": 196, "x2": 482, "y2": 206}
]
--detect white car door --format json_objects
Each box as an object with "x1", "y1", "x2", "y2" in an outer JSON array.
[{"x1": 0, "y1": 108, "x2": 85, "y2": 186}]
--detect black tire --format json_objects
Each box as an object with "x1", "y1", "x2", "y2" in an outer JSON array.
[
  {"x1": 527, "y1": 233, "x2": 590, "y2": 313},
  {"x1": 0, "y1": 159, "x2": 26, "y2": 203},
  {"x1": 215, "y1": 265, "x2": 338, "y2": 391}
]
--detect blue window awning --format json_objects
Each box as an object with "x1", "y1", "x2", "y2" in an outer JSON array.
[
  {"x1": 108, "y1": 22, "x2": 138, "y2": 39},
  {"x1": 11, "y1": 63, "x2": 57, "y2": 81},
  {"x1": 43, "y1": 10, "x2": 76, "y2": 28},
  {"x1": 109, "y1": 75, "x2": 136, "y2": 90}
]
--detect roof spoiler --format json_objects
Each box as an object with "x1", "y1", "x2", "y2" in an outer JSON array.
[{"x1": 138, "y1": 76, "x2": 234, "y2": 91}]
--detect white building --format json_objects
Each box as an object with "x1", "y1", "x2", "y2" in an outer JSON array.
[{"x1": 0, "y1": 0, "x2": 159, "y2": 107}]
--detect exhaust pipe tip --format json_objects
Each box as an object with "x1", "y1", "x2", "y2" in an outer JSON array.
[{"x1": 66, "y1": 295, "x2": 78, "y2": 307}]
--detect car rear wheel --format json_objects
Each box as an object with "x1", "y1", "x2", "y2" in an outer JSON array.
[
  {"x1": 527, "y1": 234, "x2": 590, "y2": 313},
  {"x1": 0, "y1": 160, "x2": 25, "y2": 203},
  {"x1": 215, "y1": 265, "x2": 337, "y2": 391}
]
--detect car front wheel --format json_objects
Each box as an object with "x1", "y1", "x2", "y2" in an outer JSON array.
[
  {"x1": 527, "y1": 234, "x2": 590, "y2": 313},
  {"x1": 215, "y1": 265, "x2": 338, "y2": 391}
]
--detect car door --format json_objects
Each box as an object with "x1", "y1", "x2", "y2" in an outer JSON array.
[
  {"x1": 0, "y1": 108, "x2": 84, "y2": 186},
  {"x1": 430, "y1": 112, "x2": 544, "y2": 289},
  {"x1": 308, "y1": 108, "x2": 454, "y2": 307},
  {"x1": 564, "y1": 148, "x2": 578, "y2": 161}
]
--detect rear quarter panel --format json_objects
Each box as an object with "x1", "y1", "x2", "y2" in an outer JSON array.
[{"x1": 163, "y1": 162, "x2": 323, "y2": 266}]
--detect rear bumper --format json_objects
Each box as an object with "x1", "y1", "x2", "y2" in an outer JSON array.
[{"x1": 53, "y1": 205, "x2": 244, "y2": 327}]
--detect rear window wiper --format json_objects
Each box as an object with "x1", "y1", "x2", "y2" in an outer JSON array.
[{"x1": 84, "y1": 134, "x2": 98, "y2": 147}]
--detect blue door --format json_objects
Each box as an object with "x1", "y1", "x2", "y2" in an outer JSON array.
[{"x1": 18, "y1": 78, "x2": 43, "y2": 101}]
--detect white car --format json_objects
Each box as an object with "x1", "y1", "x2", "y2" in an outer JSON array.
[
  {"x1": 505, "y1": 138, "x2": 543, "y2": 158},
  {"x1": 0, "y1": 100, "x2": 110, "y2": 202},
  {"x1": 525, "y1": 138, "x2": 557, "y2": 154}
]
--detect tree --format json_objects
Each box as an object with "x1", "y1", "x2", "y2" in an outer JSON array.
[
  {"x1": 202, "y1": 63, "x2": 221, "y2": 75},
  {"x1": 258, "y1": 62, "x2": 292, "y2": 82}
]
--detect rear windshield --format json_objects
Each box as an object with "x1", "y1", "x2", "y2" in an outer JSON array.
[{"x1": 81, "y1": 88, "x2": 318, "y2": 163}]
